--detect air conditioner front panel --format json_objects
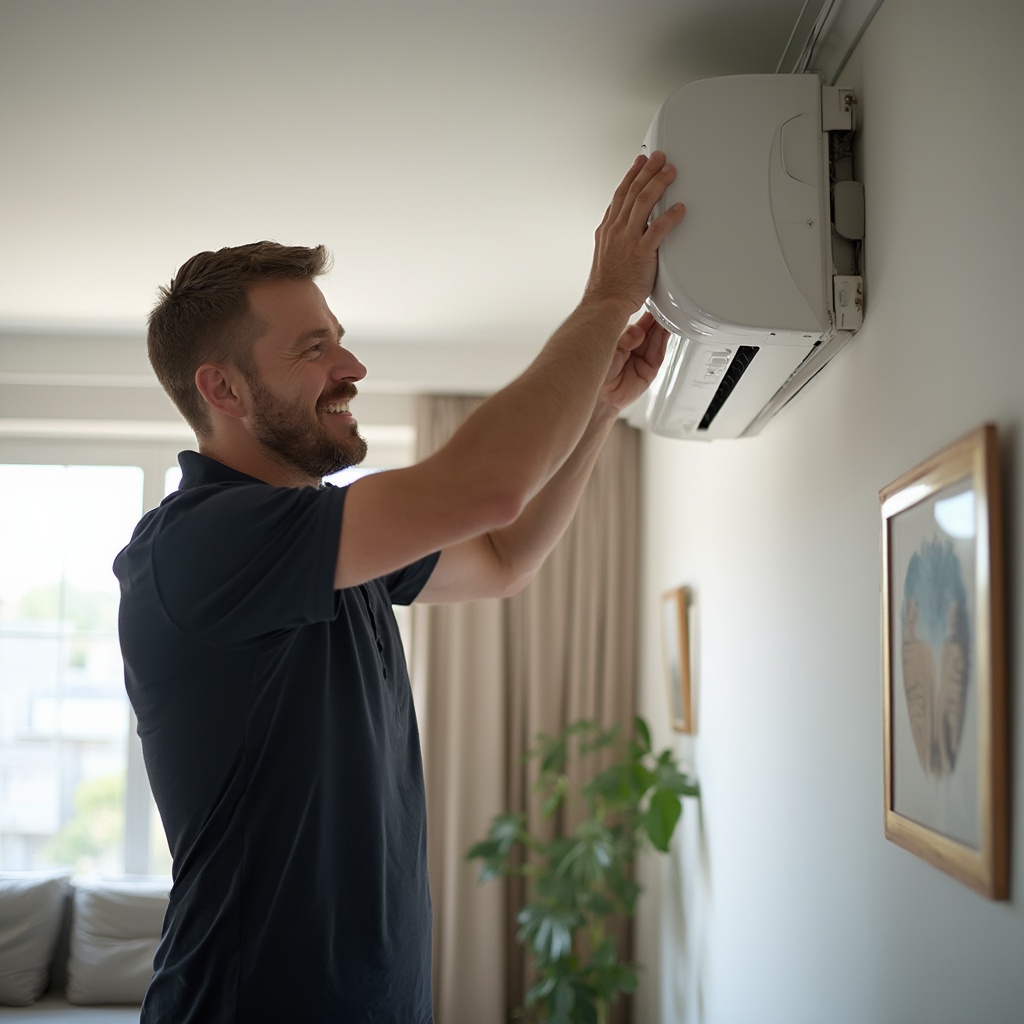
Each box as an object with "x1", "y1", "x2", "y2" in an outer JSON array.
[{"x1": 643, "y1": 73, "x2": 831, "y2": 336}]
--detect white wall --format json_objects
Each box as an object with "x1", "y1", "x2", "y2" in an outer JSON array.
[{"x1": 634, "y1": 3, "x2": 1024, "y2": 1022}]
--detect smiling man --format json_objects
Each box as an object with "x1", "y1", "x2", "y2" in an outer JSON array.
[{"x1": 114, "y1": 152, "x2": 684, "y2": 1023}]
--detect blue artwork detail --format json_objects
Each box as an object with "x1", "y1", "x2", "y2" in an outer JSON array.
[{"x1": 900, "y1": 537, "x2": 971, "y2": 778}]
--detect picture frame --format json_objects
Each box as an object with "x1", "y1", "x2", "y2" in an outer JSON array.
[
  {"x1": 879, "y1": 424, "x2": 1008, "y2": 898},
  {"x1": 660, "y1": 586, "x2": 694, "y2": 734}
]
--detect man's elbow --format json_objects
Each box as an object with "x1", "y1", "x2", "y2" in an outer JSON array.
[
  {"x1": 492, "y1": 565, "x2": 537, "y2": 600},
  {"x1": 482, "y1": 483, "x2": 531, "y2": 532},
  {"x1": 480, "y1": 528, "x2": 541, "y2": 600}
]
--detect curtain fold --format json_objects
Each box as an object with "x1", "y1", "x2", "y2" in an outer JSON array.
[{"x1": 410, "y1": 395, "x2": 640, "y2": 1024}]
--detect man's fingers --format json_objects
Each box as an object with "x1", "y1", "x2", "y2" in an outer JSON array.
[
  {"x1": 589, "y1": 152, "x2": 685, "y2": 311},
  {"x1": 641, "y1": 201, "x2": 686, "y2": 252},
  {"x1": 618, "y1": 311, "x2": 656, "y2": 351},
  {"x1": 612, "y1": 154, "x2": 683, "y2": 255},
  {"x1": 647, "y1": 322, "x2": 671, "y2": 369},
  {"x1": 607, "y1": 155, "x2": 647, "y2": 215},
  {"x1": 634, "y1": 318, "x2": 670, "y2": 366},
  {"x1": 607, "y1": 151, "x2": 669, "y2": 221},
  {"x1": 626, "y1": 162, "x2": 678, "y2": 237}
]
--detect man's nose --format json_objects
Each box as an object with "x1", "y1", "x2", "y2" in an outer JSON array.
[{"x1": 330, "y1": 345, "x2": 366, "y2": 382}]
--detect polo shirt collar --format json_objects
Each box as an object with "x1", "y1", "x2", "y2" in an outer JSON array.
[{"x1": 177, "y1": 450, "x2": 266, "y2": 490}]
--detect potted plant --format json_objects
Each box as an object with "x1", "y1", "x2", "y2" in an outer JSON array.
[{"x1": 467, "y1": 716, "x2": 699, "y2": 1024}]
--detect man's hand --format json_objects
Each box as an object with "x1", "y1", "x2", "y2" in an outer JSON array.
[
  {"x1": 599, "y1": 311, "x2": 671, "y2": 412},
  {"x1": 584, "y1": 151, "x2": 686, "y2": 316}
]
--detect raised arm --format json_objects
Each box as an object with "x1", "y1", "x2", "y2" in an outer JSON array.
[
  {"x1": 335, "y1": 152, "x2": 684, "y2": 591},
  {"x1": 416, "y1": 311, "x2": 670, "y2": 602}
]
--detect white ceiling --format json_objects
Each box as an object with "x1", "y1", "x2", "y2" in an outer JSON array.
[{"x1": 0, "y1": 0, "x2": 809, "y2": 393}]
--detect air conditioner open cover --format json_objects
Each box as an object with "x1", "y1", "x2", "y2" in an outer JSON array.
[{"x1": 642, "y1": 74, "x2": 862, "y2": 440}]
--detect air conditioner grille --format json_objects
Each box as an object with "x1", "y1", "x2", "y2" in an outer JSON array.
[{"x1": 698, "y1": 346, "x2": 760, "y2": 431}]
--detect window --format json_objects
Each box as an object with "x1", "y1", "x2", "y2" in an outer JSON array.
[{"x1": 0, "y1": 465, "x2": 148, "y2": 873}]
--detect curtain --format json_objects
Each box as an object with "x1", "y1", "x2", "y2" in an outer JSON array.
[{"x1": 409, "y1": 395, "x2": 640, "y2": 1024}]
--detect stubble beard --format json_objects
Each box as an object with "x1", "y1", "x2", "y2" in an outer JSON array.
[{"x1": 245, "y1": 373, "x2": 368, "y2": 481}]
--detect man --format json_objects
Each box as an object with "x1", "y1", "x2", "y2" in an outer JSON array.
[{"x1": 114, "y1": 152, "x2": 684, "y2": 1023}]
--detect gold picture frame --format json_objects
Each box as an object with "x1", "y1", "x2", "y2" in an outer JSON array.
[
  {"x1": 660, "y1": 586, "x2": 694, "y2": 734},
  {"x1": 880, "y1": 424, "x2": 1008, "y2": 898}
]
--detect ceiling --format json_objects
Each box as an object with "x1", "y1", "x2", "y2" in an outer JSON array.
[{"x1": 0, "y1": 0, "x2": 810, "y2": 394}]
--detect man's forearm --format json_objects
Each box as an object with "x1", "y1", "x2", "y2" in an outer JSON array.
[
  {"x1": 481, "y1": 401, "x2": 620, "y2": 584},
  {"x1": 435, "y1": 297, "x2": 631, "y2": 513}
]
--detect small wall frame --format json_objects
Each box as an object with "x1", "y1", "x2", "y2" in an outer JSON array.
[
  {"x1": 660, "y1": 586, "x2": 694, "y2": 734},
  {"x1": 879, "y1": 424, "x2": 1008, "y2": 898}
]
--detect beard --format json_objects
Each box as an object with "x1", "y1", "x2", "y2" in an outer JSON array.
[{"x1": 245, "y1": 373, "x2": 368, "y2": 481}]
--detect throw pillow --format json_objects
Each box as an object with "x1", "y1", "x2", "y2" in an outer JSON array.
[
  {"x1": 65, "y1": 876, "x2": 169, "y2": 1005},
  {"x1": 0, "y1": 870, "x2": 71, "y2": 1006}
]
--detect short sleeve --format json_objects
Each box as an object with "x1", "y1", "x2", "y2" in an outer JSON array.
[
  {"x1": 385, "y1": 551, "x2": 441, "y2": 606},
  {"x1": 152, "y1": 482, "x2": 346, "y2": 644}
]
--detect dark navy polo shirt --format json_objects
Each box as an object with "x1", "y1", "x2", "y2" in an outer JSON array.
[{"x1": 113, "y1": 451, "x2": 438, "y2": 1024}]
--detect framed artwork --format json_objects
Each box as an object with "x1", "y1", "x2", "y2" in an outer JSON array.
[
  {"x1": 879, "y1": 424, "x2": 1008, "y2": 898},
  {"x1": 660, "y1": 586, "x2": 693, "y2": 733}
]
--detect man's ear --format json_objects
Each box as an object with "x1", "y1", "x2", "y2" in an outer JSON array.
[{"x1": 195, "y1": 363, "x2": 249, "y2": 420}]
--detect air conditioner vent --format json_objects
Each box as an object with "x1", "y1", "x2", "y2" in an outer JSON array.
[{"x1": 698, "y1": 346, "x2": 760, "y2": 430}]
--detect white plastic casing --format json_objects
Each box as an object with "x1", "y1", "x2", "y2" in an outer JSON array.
[{"x1": 641, "y1": 74, "x2": 853, "y2": 440}]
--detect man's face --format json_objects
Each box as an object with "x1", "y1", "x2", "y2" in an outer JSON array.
[{"x1": 243, "y1": 279, "x2": 368, "y2": 481}]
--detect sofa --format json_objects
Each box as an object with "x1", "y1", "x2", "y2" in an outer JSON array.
[{"x1": 0, "y1": 871, "x2": 168, "y2": 1022}]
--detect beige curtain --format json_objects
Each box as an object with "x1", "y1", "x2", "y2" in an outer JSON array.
[{"x1": 409, "y1": 395, "x2": 640, "y2": 1024}]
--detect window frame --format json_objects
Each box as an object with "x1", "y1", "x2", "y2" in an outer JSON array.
[{"x1": 0, "y1": 436, "x2": 183, "y2": 876}]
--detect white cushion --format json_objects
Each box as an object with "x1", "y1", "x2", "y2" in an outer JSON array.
[
  {"x1": 65, "y1": 877, "x2": 169, "y2": 1006},
  {"x1": 0, "y1": 870, "x2": 71, "y2": 1006}
]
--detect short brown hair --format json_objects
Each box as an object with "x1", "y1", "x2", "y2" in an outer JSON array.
[{"x1": 148, "y1": 241, "x2": 332, "y2": 436}]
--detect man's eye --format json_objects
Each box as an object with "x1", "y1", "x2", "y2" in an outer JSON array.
[{"x1": 308, "y1": 344, "x2": 322, "y2": 354}]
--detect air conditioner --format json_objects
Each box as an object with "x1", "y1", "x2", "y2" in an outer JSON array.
[{"x1": 641, "y1": 74, "x2": 864, "y2": 440}]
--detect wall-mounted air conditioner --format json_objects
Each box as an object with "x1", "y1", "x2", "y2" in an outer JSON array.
[{"x1": 642, "y1": 73, "x2": 864, "y2": 440}]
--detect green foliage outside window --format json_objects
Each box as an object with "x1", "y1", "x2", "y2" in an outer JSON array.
[
  {"x1": 46, "y1": 772, "x2": 125, "y2": 874},
  {"x1": 17, "y1": 583, "x2": 120, "y2": 632}
]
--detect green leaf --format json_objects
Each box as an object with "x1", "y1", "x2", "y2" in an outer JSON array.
[
  {"x1": 541, "y1": 790, "x2": 564, "y2": 817},
  {"x1": 634, "y1": 716, "x2": 652, "y2": 753},
  {"x1": 541, "y1": 736, "x2": 568, "y2": 775},
  {"x1": 642, "y1": 789, "x2": 682, "y2": 852},
  {"x1": 617, "y1": 967, "x2": 639, "y2": 994},
  {"x1": 552, "y1": 975, "x2": 577, "y2": 1023},
  {"x1": 517, "y1": 903, "x2": 580, "y2": 964},
  {"x1": 568, "y1": 983, "x2": 598, "y2": 1024},
  {"x1": 579, "y1": 723, "x2": 619, "y2": 755},
  {"x1": 655, "y1": 763, "x2": 701, "y2": 797},
  {"x1": 591, "y1": 935, "x2": 618, "y2": 969},
  {"x1": 578, "y1": 890, "x2": 616, "y2": 918},
  {"x1": 489, "y1": 813, "x2": 526, "y2": 852},
  {"x1": 630, "y1": 762, "x2": 656, "y2": 797},
  {"x1": 554, "y1": 822, "x2": 614, "y2": 886},
  {"x1": 592, "y1": 962, "x2": 639, "y2": 1000},
  {"x1": 525, "y1": 973, "x2": 558, "y2": 1003},
  {"x1": 466, "y1": 812, "x2": 528, "y2": 881},
  {"x1": 465, "y1": 838, "x2": 500, "y2": 861},
  {"x1": 587, "y1": 764, "x2": 631, "y2": 804},
  {"x1": 565, "y1": 718, "x2": 599, "y2": 737}
]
